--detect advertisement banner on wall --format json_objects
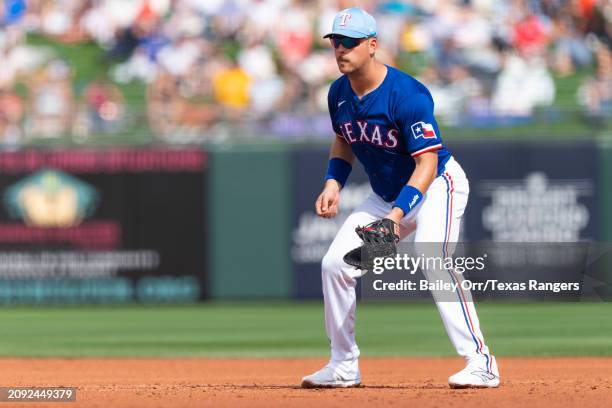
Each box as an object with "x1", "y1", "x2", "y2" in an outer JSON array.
[
  {"x1": 449, "y1": 141, "x2": 600, "y2": 242},
  {"x1": 449, "y1": 141, "x2": 604, "y2": 300},
  {"x1": 0, "y1": 149, "x2": 207, "y2": 304},
  {"x1": 291, "y1": 141, "x2": 603, "y2": 300}
]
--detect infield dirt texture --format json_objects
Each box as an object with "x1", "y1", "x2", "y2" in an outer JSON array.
[{"x1": 0, "y1": 302, "x2": 610, "y2": 407}]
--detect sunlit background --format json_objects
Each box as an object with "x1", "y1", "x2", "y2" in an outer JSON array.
[{"x1": 0, "y1": 0, "x2": 610, "y2": 146}]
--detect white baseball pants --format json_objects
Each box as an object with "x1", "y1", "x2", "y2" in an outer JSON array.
[{"x1": 321, "y1": 157, "x2": 495, "y2": 373}]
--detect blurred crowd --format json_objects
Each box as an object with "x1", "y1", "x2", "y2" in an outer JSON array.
[{"x1": 0, "y1": 0, "x2": 611, "y2": 144}]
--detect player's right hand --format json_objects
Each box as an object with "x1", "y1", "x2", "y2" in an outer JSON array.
[{"x1": 316, "y1": 180, "x2": 341, "y2": 218}]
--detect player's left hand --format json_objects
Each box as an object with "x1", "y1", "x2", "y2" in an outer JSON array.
[{"x1": 343, "y1": 218, "x2": 400, "y2": 271}]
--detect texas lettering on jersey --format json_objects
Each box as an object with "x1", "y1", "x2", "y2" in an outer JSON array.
[{"x1": 339, "y1": 121, "x2": 399, "y2": 149}]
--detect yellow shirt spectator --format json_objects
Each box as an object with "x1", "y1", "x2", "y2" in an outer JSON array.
[{"x1": 213, "y1": 67, "x2": 251, "y2": 110}]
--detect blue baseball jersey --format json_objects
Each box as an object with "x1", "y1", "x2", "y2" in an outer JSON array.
[{"x1": 328, "y1": 65, "x2": 451, "y2": 202}]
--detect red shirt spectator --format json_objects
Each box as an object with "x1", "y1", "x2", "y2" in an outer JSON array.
[{"x1": 513, "y1": 15, "x2": 549, "y2": 55}]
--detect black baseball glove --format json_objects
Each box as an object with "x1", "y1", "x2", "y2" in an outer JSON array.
[{"x1": 343, "y1": 218, "x2": 400, "y2": 271}]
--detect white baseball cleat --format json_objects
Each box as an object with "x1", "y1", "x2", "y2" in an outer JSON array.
[
  {"x1": 448, "y1": 356, "x2": 500, "y2": 389},
  {"x1": 301, "y1": 364, "x2": 361, "y2": 388}
]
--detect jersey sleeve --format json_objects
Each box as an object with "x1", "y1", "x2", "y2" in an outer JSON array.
[
  {"x1": 327, "y1": 81, "x2": 342, "y2": 136},
  {"x1": 396, "y1": 93, "x2": 443, "y2": 157}
]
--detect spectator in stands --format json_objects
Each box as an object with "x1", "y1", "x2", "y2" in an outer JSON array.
[
  {"x1": 1, "y1": 0, "x2": 26, "y2": 27},
  {"x1": 0, "y1": 87, "x2": 24, "y2": 146},
  {"x1": 25, "y1": 59, "x2": 75, "y2": 139},
  {"x1": 491, "y1": 50, "x2": 555, "y2": 118},
  {"x1": 237, "y1": 40, "x2": 284, "y2": 119},
  {"x1": 212, "y1": 59, "x2": 251, "y2": 117},
  {"x1": 75, "y1": 77, "x2": 125, "y2": 136},
  {"x1": 578, "y1": 40, "x2": 612, "y2": 119},
  {"x1": 146, "y1": 70, "x2": 180, "y2": 137},
  {"x1": 35, "y1": 0, "x2": 90, "y2": 43},
  {"x1": 147, "y1": 68, "x2": 218, "y2": 142}
]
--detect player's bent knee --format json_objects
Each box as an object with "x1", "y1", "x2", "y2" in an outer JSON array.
[{"x1": 321, "y1": 250, "x2": 346, "y2": 280}]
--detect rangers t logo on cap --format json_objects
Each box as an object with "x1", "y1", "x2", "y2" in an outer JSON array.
[
  {"x1": 339, "y1": 13, "x2": 351, "y2": 26},
  {"x1": 324, "y1": 7, "x2": 377, "y2": 39}
]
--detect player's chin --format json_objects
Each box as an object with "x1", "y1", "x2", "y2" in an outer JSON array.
[{"x1": 337, "y1": 61, "x2": 354, "y2": 74}]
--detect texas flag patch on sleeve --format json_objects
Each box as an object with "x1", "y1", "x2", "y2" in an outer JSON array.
[{"x1": 411, "y1": 121, "x2": 437, "y2": 139}]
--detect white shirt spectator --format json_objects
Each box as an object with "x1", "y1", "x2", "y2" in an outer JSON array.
[
  {"x1": 157, "y1": 39, "x2": 201, "y2": 77},
  {"x1": 492, "y1": 54, "x2": 555, "y2": 116},
  {"x1": 238, "y1": 44, "x2": 277, "y2": 81}
]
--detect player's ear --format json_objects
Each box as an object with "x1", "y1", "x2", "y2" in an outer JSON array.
[{"x1": 368, "y1": 37, "x2": 377, "y2": 56}]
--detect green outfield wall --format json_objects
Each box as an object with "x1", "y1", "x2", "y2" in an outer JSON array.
[
  {"x1": 598, "y1": 140, "x2": 612, "y2": 297},
  {"x1": 207, "y1": 144, "x2": 291, "y2": 298},
  {"x1": 600, "y1": 140, "x2": 612, "y2": 242}
]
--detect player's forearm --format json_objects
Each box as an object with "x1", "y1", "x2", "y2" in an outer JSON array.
[
  {"x1": 329, "y1": 135, "x2": 355, "y2": 164},
  {"x1": 407, "y1": 152, "x2": 438, "y2": 194},
  {"x1": 387, "y1": 152, "x2": 437, "y2": 221}
]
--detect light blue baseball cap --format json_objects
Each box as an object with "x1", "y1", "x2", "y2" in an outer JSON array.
[{"x1": 323, "y1": 7, "x2": 377, "y2": 39}]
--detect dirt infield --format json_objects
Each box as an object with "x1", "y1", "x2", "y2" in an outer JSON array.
[{"x1": 1, "y1": 357, "x2": 610, "y2": 407}]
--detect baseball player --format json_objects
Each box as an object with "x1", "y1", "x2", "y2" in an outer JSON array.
[{"x1": 301, "y1": 8, "x2": 500, "y2": 389}]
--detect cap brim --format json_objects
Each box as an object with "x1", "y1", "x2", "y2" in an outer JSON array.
[{"x1": 323, "y1": 28, "x2": 371, "y2": 39}]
